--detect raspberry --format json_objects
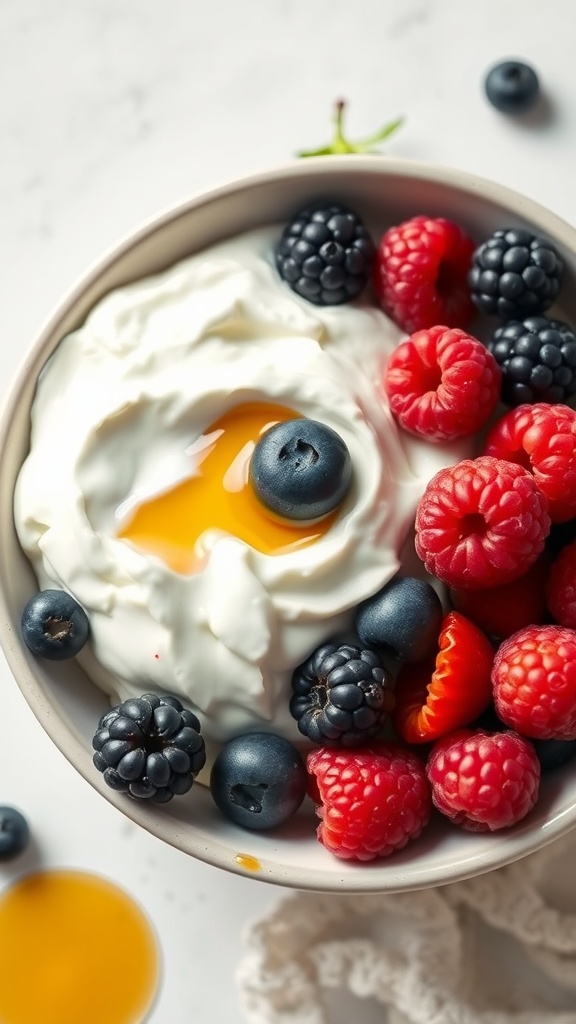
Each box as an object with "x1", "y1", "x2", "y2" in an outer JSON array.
[
  {"x1": 450, "y1": 553, "x2": 549, "y2": 639},
  {"x1": 492, "y1": 624, "x2": 576, "y2": 740},
  {"x1": 275, "y1": 203, "x2": 374, "y2": 306},
  {"x1": 290, "y1": 642, "x2": 395, "y2": 747},
  {"x1": 469, "y1": 230, "x2": 563, "y2": 320},
  {"x1": 546, "y1": 540, "x2": 576, "y2": 628},
  {"x1": 374, "y1": 215, "x2": 475, "y2": 334},
  {"x1": 427, "y1": 729, "x2": 540, "y2": 831},
  {"x1": 307, "y1": 743, "x2": 431, "y2": 861},
  {"x1": 484, "y1": 403, "x2": 576, "y2": 523},
  {"x1": 487, "y1": 316, "x2": 576, "y2": 407},
  {"x1": 383, "y1": 325, "x2": 501, "y2": 442},
  {"x1": 415, "y1": 456, "x2": 550, "y2": 590}
]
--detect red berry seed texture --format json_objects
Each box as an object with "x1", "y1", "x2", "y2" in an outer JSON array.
[
  {"x1": 374, "y1": 215, "x2": 476, "y2": 334},
  {"x1": 484, "y1": 403, "x2": 576, "y2": 523},
  {"x1": 492, "y1": 624, "x2": 576, "y2": 740},
  {"x1": 306, "y1": 743, "x2": 431, "y2": 861},
  {"x1": 415, "y1": 456, "x2": 551, "y2": 589},
  {"x1": 546, "y1": 540, "x2": 576, "y2": 629},
  {"x1": 450, "y1": 553, "x2": 549, "y2": 639},
  {"x1": 383, "y1": 325, "x2": 501, "y2": 442},
  {"x1": 427, "y1": 729, "x2": 540, "y2": 832}
]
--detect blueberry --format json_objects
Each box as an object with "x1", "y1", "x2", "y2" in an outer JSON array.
[
  {"x1": 210, "y1": 733, "x2": 308, "y2": 830},
  {"x1": 0, "y1": 807, "x2": 29, "y2": 861},
  {"x1": 484, "y1": 60, "x2": 540, "y2": 114},
  {"x1": 21, "y1": 589, "x2": 90, "y2": 660},
  {"x1": 355, "y1": 576, "x2": 443, "y2": 663},
  {"x1": 250, "y1": 418, "x2": 352, "y2": 521}
]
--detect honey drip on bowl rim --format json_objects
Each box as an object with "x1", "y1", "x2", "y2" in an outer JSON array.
[
  {"x1": 118, "y1": 402, "x2": 337, "y2": 574},
  {"x1": 0, "y1": 869, "x2": 159, "y2": 1024},
  {"x1": 235, "y1": 853, "x2": 262, "y2": 872}
]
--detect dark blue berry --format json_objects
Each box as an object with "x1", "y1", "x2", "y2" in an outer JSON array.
[
  {"x1": 0, "y1": 806, "x2": 29, "y2": 861},
  {"x1": 21, "y1": 589, "x2": 90, "y2": 660},
  {"x1": 276, "y1": 203, "x2": 374, "y2": 305},
  {"x1": 531, "y1": 738, "x2": 576, "y2": 771},
  {"x1": 92, "y1": 693, "x2": 205, "y2": 803},
  {"x1": 488, "y1": 316, "x2": 576, "y2": 405},
  {"x1": 355, "y1": 576, "x2": 443, "y2": 663},
  {"x1": 290, "y1": 642, "x2": 394, "y2": 747},
  {"x1": 484, "y1": 60, "x2": 540, "y2": 114},
  {"x1": 209, "y1": 733, "x2": 307, "y2": 830},
  {"x1": 250, "y1": 418, "x2": 352, "y2": 521},
  {"x1": 469, "y1": 230, "x2": 562, "y2": 320}
]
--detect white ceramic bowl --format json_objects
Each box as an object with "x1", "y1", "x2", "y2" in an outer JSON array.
[{"x1": 2, "y1": 156, "x2": 576, "y2": 893}]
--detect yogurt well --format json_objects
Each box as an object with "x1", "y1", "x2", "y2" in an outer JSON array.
[{"x1": 14, "y1": 226, "x2": 467, "y2": 742}]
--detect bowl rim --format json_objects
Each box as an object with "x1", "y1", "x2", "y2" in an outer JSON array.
[{"x1": 3, "y1": 154, "x2": 576, "y2": 892}]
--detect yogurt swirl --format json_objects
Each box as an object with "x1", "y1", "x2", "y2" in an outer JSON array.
[{"x1": 15, "y1": 227, "x2": 465, "y2": 742}]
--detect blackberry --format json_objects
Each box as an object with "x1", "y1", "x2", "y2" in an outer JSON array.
[
  {"x1": 275, "y1": 203, "x2": 374, "y2": 306},
  {"x1": 92, "y1": 693, "x2": 205, "y2": 803},
  {"x1": 469, "y1": 228, "x2": 563, "y2": 320},
  {"x1": 290, "y1": 642, "x2": 395, "y2": 747},
  {"x1": 488, "y1": 315, "x2": 576, "y2": 406}
]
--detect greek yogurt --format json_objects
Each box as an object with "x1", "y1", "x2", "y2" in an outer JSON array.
[{"x1": 14, "y1": 226, "x2": 468, "y2": 743}]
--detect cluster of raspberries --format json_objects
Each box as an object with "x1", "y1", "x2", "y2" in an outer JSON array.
[{"x1": 277, "y1": 205, "x2": 576, "y2": 863}]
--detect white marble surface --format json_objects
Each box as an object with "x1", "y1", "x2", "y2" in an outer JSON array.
[{"x1": 2, "y1": 1, "x2": 576, "y2": 1021}]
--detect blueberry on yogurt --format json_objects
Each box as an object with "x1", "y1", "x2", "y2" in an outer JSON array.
[
  {"x1": 356, "y1": 575, "x2": 443, "y2": 663},
  {"x1": 21, "y1": 589, "x2": 90, "y2": 660},
  {"x1": 249, "y1": 418, "x2": 352, "y2": 521}
]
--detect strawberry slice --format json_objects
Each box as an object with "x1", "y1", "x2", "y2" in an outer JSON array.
[{"x1": 393, "y1": 611, "x2": 494, "y2": 744}]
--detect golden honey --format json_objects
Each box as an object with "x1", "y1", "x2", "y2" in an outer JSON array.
[
  {"x1": 119, "y1": 402, "x2": 335, "y2": 573},
  {"x1": 234, "y1": 853, "x2": 262, "y2": 872},
  {"x1": 0, "y1": 870, "x2": 159, "y2": 1024}
]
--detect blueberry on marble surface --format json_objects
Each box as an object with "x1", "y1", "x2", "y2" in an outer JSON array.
[
  {"x1": 210, "y1": 733, "x2": 307, "y2": 830},
  {"x1": 21, "y1": 589, "x2": 90, "y2": 660},
  {"x1": 0, "y1": 806, "x2": 30, "y2": 861},
  {"x1": 250, "y1": 418, "x2": 352, "y2": 521},
  {"x1": 484, "y1": 60, "x2": 540, "y2": 114},
  {"x1": 355, "y1": 575, "x2": 443, "y2": 663}
]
